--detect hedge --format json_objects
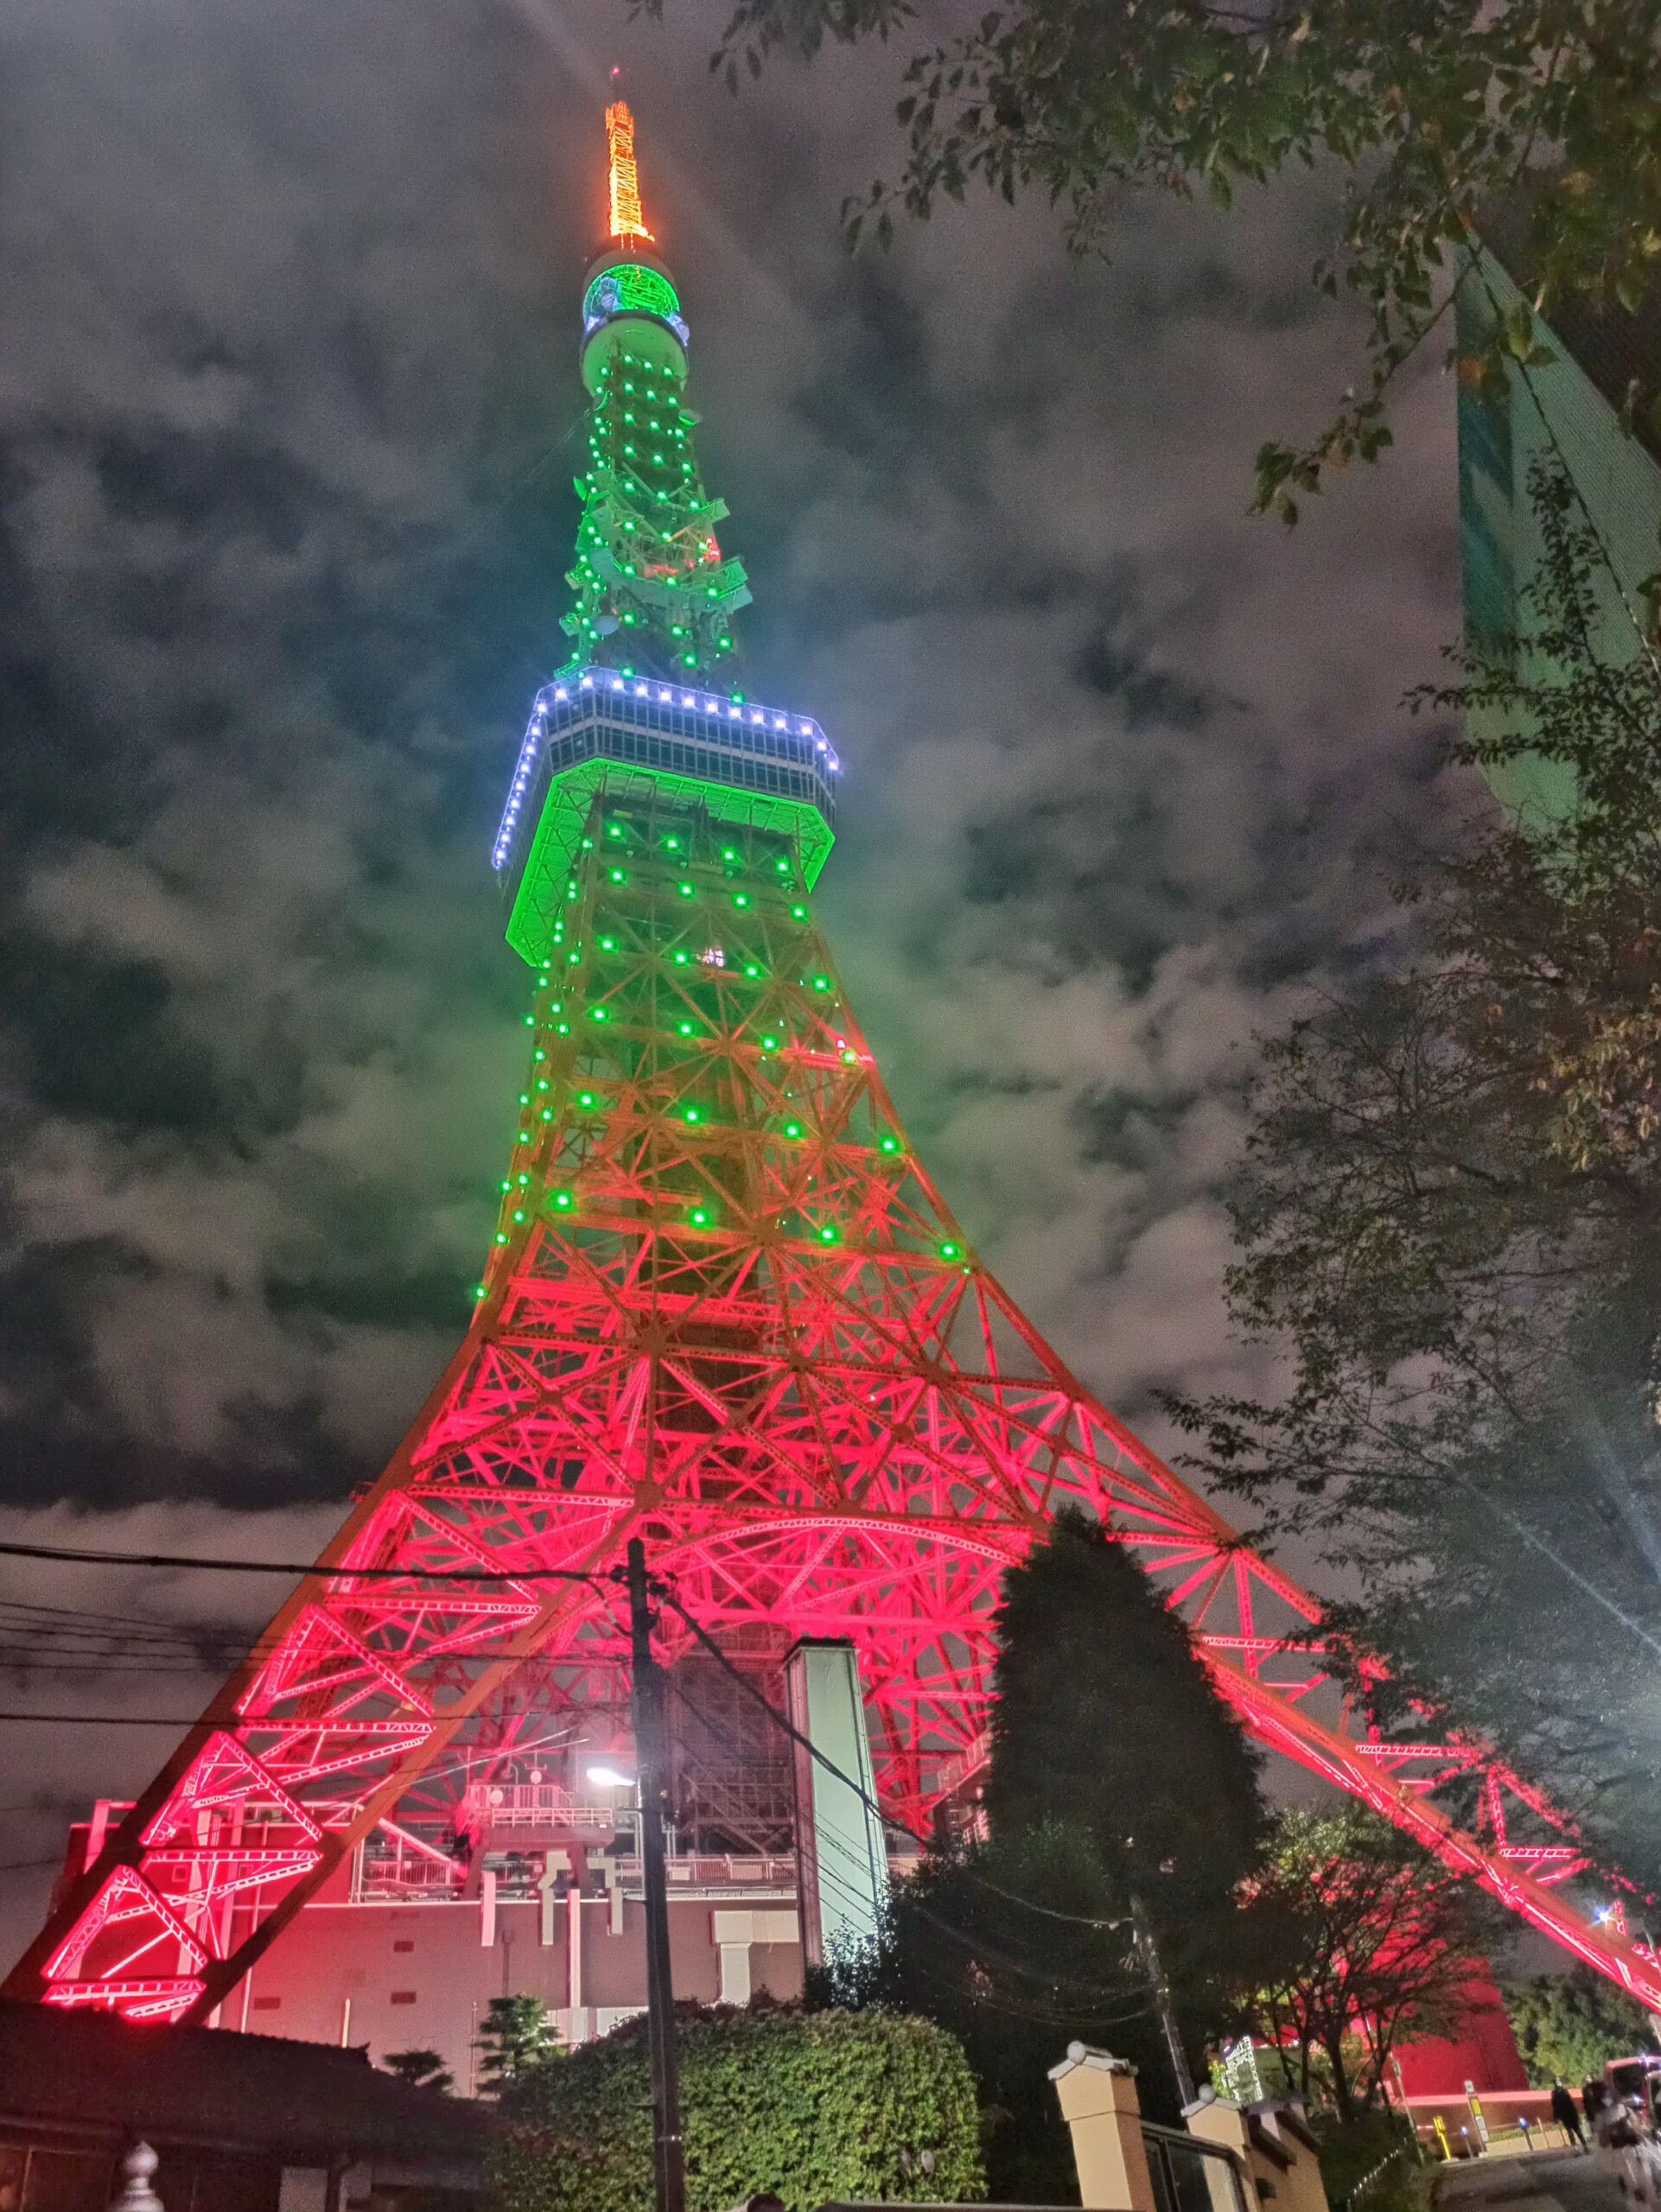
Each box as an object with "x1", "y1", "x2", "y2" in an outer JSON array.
[{"x1": 492, "y1": 2001, "x2": 984, "y2": 2212}]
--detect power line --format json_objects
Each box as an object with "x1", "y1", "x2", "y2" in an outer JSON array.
[
  {"x1": 0, "y1": 1538, "x2": 609, "y2": 1587},
  {"x1": 0, "y1": 1533, "x2": 1131, "y2": 1939},
  {"x1": 652, "y1": 1585, "x2": 1130, "y2": 1934},
  {"x1": 0, "y1": 1712, "x2": 239, "y2": 1726}
]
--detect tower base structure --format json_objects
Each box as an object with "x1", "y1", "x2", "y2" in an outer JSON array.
[{"x1": 11, "y1": 107, "x2": 1661, "y2": 2042}]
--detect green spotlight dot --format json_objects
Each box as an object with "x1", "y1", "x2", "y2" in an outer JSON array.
[
  {"x1": 939, "y1": 1240, "x2": 960, "y2": 1260},
  {"x1": 553, "y1": 1192, "x2": 574, "y2": 1210},
  {"x1": 592, "y1": 1007, "x2": 608, "y2": 1021},
  {"x1": 818, "y1": 1224, "x2": 838, "y2": 1244}
]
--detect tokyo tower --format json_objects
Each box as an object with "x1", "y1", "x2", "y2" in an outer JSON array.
[{"x1": 10, "y1": 99, "x2": 1661, "y2": 2031}]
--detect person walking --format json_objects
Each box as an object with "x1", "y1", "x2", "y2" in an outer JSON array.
[{"x1": 1553, "y1": 2078, "x2": 1588, "y2": 2151}]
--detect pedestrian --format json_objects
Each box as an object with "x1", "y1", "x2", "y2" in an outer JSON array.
[{"x1": 1553, "y1": 2078, "x2": 1588, "y2": 2151}]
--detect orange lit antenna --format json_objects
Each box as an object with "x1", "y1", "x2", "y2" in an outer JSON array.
[{"x1": 604, "y1": 99, "x2": 653, "y2": 244}]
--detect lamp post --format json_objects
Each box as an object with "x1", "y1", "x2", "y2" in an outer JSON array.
[{"x1": 627, "y1": 1537, "x2": 686, "y2": 2212}]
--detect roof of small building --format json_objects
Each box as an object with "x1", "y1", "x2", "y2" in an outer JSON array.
[{"x1": 0, "y1": 2000, "x2": 490, "y2": 2163}]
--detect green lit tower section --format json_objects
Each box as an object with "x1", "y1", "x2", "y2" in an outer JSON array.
[{"x1": 563, "y1": 100, "x2": 751, "y2": 678}]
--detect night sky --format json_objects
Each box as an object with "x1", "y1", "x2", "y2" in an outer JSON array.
[{"x1": 0, "y1": 0, "x2": 1467, "y2": 1968}]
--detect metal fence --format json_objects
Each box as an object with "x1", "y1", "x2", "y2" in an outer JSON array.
[{"x1": 1142, "y1": 2121, "x2": 1254, "y2": 2212}]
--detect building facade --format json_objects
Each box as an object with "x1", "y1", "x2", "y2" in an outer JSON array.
[{"x1": 1455, "y1": 207, "x2": 1661, "y2": 822}]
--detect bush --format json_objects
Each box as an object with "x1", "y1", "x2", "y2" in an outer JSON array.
[
  {"x1": 493, "y1": 2000, "x2": 984, "y2": 2212},
  {"x1": 1504, "y1": 1968, "x2": 1658, "y2": 2088}
]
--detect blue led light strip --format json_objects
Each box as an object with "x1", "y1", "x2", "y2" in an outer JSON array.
[{"x1": 492, "y1": 666, "x2": 840, "y2": 871}]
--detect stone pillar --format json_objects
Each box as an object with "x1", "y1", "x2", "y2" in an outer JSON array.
[
  {"x1": 1049, "y1": 2044, "x2": 1157, "y2": 2212},
  {"x1": 1184, "y1": 2097, "x2": 1263, "y2": 2212}
]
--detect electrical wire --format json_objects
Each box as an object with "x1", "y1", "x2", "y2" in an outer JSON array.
[
  {"x1": 0, "y1": 1537, "x2": 608, "y2": 1586},
  {"x1": 0, "y1": 1532, "x2": 1136, "y2": 1939},
  {"x1": 653, "y1": 1585, "x2": 1130, "y2": 1932}
]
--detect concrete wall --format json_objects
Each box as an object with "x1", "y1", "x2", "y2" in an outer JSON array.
[{"x1": 226, "y1": 1889, "x2": 801, "y2": 2093}]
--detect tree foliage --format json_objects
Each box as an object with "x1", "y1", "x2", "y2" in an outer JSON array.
[
  {"x1": 379, "y1": 2046, "x2": 454, "y2": 2094},
  {"x1": 637, "y1": 0, "x2": 1661, "y2": 513},
  {"x1": 476, "y1": 1994, "x2": 557, "y2": 2096},
  {"x1": 1163, "y1": 462, "x2": 1661, "y2": 1886},
  {"x1": 987, "y1": 1507, "x2": 1268, "y2": 1971},
  {"x1": 1230, "y1": 1808, "x2": 1505, "y2": 2123},
  {"x1": 816, "y1": 1511, "x2": 1276, "y2": 2191},
  {"x1": 1504, "y1": 1967, "x2": 1658, "y2": 2088},
  {"x1": 490, "y1": 2002, "x2": 983, "y2": 2212}
]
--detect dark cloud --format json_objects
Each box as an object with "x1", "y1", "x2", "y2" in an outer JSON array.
[{"x1": 0, "y1": 0, "x2": 1468, "y2": 1961}]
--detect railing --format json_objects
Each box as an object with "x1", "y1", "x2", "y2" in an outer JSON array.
[
  {"x1": 493, "y1": 667, "x2": 839, "y2": 879},
  {"x1": 1142, "y1": 2123, "x2": 1252, "y2": 2212},
  {"x1": 468, "y1": 1783, "x2": 632, "y2": 1832}
]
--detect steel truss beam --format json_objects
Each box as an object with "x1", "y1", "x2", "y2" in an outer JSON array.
[{"x1": 9, "y1": 785, "x2": 1657, "y2": 2024}]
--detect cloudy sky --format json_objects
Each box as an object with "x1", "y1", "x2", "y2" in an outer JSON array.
[{"x1": 0, "y1": 0, "x2": 1468, "y2": 1966}]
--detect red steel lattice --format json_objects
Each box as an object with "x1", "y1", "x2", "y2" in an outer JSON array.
[
  {"x1": 8, "y1": 778, "x2": 1658, "y2": 2026},
  {"x1": 9, "y1": 92, "x2": 1657, "y2": 2025}
]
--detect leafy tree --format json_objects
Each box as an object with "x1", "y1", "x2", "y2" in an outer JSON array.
[
  {"x1": 1164, "y1": 461, "x2": 1661, "y2": 1888},
  {"x1": 1505, "y1": 1967, "x2": 1658, "y2": 2088},
  {"x1": 379, "y1": 2047, "x2": 455, "y2": 2094},
  {"x1": 640, "y1": 0, "x2": 1661, "y2": 512},
  {"x1": 1231, "y1": 1808, "x2": 1506, "y2": 2122},
  {"x1": 491, "y1": 2001, "x2": 982, "y2": 2212},
  {"x1": 987, "y1": 1506, "x2": 1269, "y2": 1955},
  {"x1": 816, "y1": 1511, "x2": 1277, "y2": 2190},
  {"x1": 476, "y1": 1994, "x2": 557, "y2": 2096}
]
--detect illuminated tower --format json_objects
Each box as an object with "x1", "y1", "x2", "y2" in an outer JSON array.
[{"x1": 12, "y1": 104, "x2": 1661, "y2": 2033}]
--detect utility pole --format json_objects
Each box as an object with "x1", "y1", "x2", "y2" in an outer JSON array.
[
  {"x1": 1131, "y1": 1891, "x2": 1196, "y2": 2111},
  {"x1": 627, "y1": 1537, "x2": 686, "y2": 2212}
]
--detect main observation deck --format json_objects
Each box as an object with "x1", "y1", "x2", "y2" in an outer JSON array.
[{"x1": 494, "y1": 667, "x2": 840, "y2": 967}]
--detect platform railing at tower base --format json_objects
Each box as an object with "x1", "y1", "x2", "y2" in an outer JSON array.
[{"x1": 1049, "y1": 2044, "x2": 1332, "y2": 2212}]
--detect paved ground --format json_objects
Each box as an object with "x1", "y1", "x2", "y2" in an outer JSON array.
[{"x1": 1435, "y1": 2145, "x2": 1644, "y2": 2212}]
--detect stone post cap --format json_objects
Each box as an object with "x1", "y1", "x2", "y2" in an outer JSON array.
[
  {"x1": 1049, "y1": 2043, "x2": 1138, "y2": 2080},
  {"x1": 111, "y1": 2143, "x2": 163, "y2": 2212}
]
